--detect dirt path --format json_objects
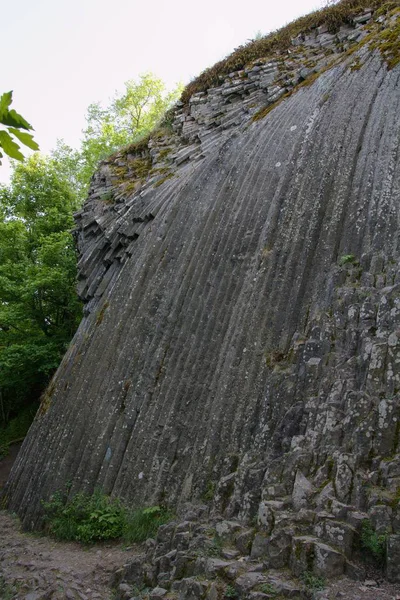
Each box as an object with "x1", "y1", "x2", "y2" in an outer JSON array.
[
  {"x1": 1, "y1": 451, "x2": 400, "y2": 600},
  {"x1": 0, "y1": 511, "x2": 138, "y2": 600}
]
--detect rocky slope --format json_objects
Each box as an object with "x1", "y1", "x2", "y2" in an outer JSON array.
[{"x1": 3, "y1": 0, "x2": 400, "y2": 587}]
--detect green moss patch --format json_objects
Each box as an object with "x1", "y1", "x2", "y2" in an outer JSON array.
[{"x1": 371, "y1": 11, "x2": 400, "y2": 69}]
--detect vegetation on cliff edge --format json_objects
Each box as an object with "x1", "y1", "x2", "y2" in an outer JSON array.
[{"x1": 181, "y1": 0, "x2": 400, "y2": 103}]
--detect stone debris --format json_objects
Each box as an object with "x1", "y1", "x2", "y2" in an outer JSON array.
[
  {"x1": 0, "y1": 512, "x2": 131, "y2": 599},
  {"x1": 3, "y1": 3, "x2": 400, "y2": 592}
]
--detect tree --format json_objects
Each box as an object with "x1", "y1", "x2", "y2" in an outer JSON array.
[
  {"x1": 0, "y1": 91, "x2": 39, "y2": 165},
  {"x1": 0, "y1": 154, "x2": 82, "y2": 430},
  {"x1": 0, "y1": 73, "x2": 179, "y2": 449},
  {"x1": 77, "y1": 73, "x2": 183, "y2": 201},
  {"x1": 112, "y1": 73, "x2": 182, "y2": 138}
]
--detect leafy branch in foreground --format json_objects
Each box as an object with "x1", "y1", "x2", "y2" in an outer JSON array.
[{"x1": 0, "y1": 91, "x2": 39, "y2": 164}]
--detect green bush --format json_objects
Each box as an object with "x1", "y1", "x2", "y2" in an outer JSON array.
[
  {"x1": 205, "y1": 536, "x2": 223, "y2": 557},
  {"x1": 42, "y1": 489, "x2": 124, "y2": 543},
  {"x1": 42, "y1": 490, "x2": 173, "y2": 545},
  {"x1": 360, "y1": 519, "x2": 387, "y2": 565},
  {"x1": 123, "y1": 505, "x2": 174, "y2": 543},
  {"x1": 225, "y1": 585, "x2": 238, "y2": 598},
  {"x1": 339, "y1": 254, "x2": 356, "y2": 265},
  {"x1": 301, "y1": 571, "x2": 326, "y2": 591},
  {"x1": 259, "y1": 583, "x2": 278, "y2": 596}
]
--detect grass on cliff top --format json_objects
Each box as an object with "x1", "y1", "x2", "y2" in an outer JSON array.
[
  {"x1": 181, "y1": 0, "x2": 400, "y2": 103},
  {"x1": 108, "y1": 0, "x2": 399, "y2": 166}
]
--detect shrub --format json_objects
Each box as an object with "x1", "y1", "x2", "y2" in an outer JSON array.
[
  {"x1": 123, "y1": 505, "x2": 174, "y2": 543},
  {"x1": 301, "y1": 571, "x2": 326, "y2": 591},
  {"x1": 360, "y1": 519, "x2": 387, "y2": 565},
  {"x1": 259, "y1": 583, "x2": 278, "y2": 596},
  {"x1": 205, "y1": 536, "x2": 223, "y2": 557},
  {"x1": 339, "y1": 254, "x2": 356, "y2": 265},
  {"x1": 42, "y1": 489, "x2": 173, "y2": 545},
  {"x1": 42, "y1": 489, "x2": 124, "y2": 543},
  {"x1": 225, "y1": 585, "x2": 238, "y2": 598}
]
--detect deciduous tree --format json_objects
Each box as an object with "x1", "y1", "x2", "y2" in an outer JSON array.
[{"x1": 0, "y1": 155, "x2": 82, "y2": 429}]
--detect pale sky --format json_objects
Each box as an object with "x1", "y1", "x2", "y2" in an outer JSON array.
[{"x1": 0, "y1": 0, "x2": 323, "y2": 182}]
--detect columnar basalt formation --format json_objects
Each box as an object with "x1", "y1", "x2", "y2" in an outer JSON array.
[{"x1": 4, "y1": 1, "x2": 400, "y2": 583}]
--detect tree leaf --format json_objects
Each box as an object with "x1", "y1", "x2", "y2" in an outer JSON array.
[
  {"x1": 0, "y1": 131, "x2": 25, "y2": 161},
  {"x1": 0, "y1": 91, "x2": 12, "y2": 119},
  {"x1": 8, "y1": 128, "x2": 39, "y2": 151},
  {"x1": 0, "y1": 109, "x2": 32, "y2": 131}
]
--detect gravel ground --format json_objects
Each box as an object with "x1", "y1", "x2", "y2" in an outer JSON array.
[{"x1": 0, "y1": 511, "x2": 137, "y2": 599}]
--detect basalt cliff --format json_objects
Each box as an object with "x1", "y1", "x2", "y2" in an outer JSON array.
[{"x1": 4, "y1": 0, "x2": 400, "y2": 587}]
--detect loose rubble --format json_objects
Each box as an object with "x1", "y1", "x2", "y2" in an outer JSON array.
[{"x1": 3, "y1": 2, "x2": 400, "y2": 591}]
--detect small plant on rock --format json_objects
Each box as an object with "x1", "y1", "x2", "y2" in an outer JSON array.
[
  {"x1": 339, "y1": 254, "x2": 356, "y2": 266},
  {"x1": 360, "y1": 519, "x2": 387, "y2": 566},
  {"x1": 301, "y1": 571, "x2": 326, "y2": 591},
  {"x1": 206, "y1": 536, "x2": 223, "y2": 557},
  {"x1": 0, "y1": 576, "x2": 16, "y2": 600},
  {"x1": 123, "y1": 505, "x2": 174, "y2": 543},
  {"x1": 258, "y1": 582, "x2": 278, "y2": 596},
  {"x1": 225, "y1": 585, "x2": 238, "y2": 598}
]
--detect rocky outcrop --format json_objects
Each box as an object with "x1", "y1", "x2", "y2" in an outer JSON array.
[{"x1": 4, "y1": 0, "x2": 400, "y2": 583}]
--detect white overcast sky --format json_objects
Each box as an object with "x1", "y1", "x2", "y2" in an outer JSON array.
[{"x1": 0, "y1": 0, "x2": 323, "y2": 182}]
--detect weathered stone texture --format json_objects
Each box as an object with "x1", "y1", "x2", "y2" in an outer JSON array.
[{"x1": 3, "y1": 3, "x2": 400, "y2": 581}]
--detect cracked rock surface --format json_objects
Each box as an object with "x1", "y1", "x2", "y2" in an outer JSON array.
[{"x1": 3, "y1": 2, "x2": 400, "y2": 585}]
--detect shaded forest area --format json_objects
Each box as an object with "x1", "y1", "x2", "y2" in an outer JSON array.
[{"x1": 0, "y1": 75, "x2": 182, "y2": 456}]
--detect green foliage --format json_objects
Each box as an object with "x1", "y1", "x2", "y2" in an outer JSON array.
[
  {"x1": 202, "y1": 480, "x2": 216, "y2": 501},
  {"x1": 224, "y1": 585, "x2": 238, "y2": 598},
  {"x1": 123, "y1": 505, "x2": 174, "y2": 543},
  {"x1": 371, "y1": 10, "x2": 400, "y2": 69},
  {"x1": 0, "y1": 576, "x2": 16, "y2": 600},
  {"x1": 76, "y1": 74, "x2": 183, "y2": 201},
  {"x1": 42, "y1": 489, "x2": 125, "y2": 543},
  {"x1": 339, "y1": 254, "x2": 356, "y2": 265},
  {"x1": 0, "y1": 91, "x2": 39, "y2": 164},
  {"x1": 0, "y1": 155, "x2": 82, "y2": 429},
  {"x1": 42, "y1": 490, "x2": 174, "y2": 545},
  {"x1": 205, "y1": 536, "x2": 223, "y2": 557},
  {"x1": 360, "y1": 519, "x2": 387, "y2": 565},
  {"x1": 301, "y1": 571, "x2": 326, "y2": 591},
  {"x1": 114, "y1": 74, "x2": 182, "y2": 139},
  {"x1": 258, "y1": 583, "x2": 278, "y2": 596}
]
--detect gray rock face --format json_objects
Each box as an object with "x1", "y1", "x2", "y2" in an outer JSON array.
[
  {"x1": 387, "y1": 535, "x2": 400, "y2": 583},
  {"x1": 3, "y1": 5, "x2": 400, "y2": 578}
]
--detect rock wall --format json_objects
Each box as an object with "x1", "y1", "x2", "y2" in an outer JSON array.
[{"x1": 4, "y1": 2, "x2": 400, "y2": 581}]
